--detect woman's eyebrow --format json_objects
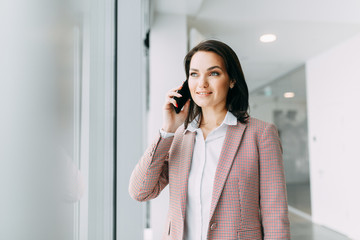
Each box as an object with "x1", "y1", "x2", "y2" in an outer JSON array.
[
  {"x1": 207, "y1": 66, "x2": 223, "y2": 71},
  {"x1": 190, "y1": 66, "x2": 223, "y2": 72}
]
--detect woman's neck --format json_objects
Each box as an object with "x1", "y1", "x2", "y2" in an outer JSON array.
[{"x1": 200, "y1": 107, "x2": 228, "y2": 130}]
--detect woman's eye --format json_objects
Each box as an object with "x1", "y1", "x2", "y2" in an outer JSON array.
[
  {"x1": 210, "y1": 72, "x2": 220, "y2": 76},
  {"x1": 190, "y1": 72, "x2": 198, "y2": 77}
]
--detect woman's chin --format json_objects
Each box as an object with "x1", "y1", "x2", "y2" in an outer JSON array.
[{"x1": 193, "y1": 101, "x2": 209, "y2": 108}]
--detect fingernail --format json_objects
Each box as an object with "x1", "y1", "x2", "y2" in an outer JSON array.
[{"x1": 175, "y1": 103, "x2": 178, "y2": 108}]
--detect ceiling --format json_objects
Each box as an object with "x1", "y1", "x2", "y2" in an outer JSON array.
[{"x1": 154, "y1": 0, "x2": 360, "y2": 91}]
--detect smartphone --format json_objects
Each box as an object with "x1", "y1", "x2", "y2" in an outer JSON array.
[{"x1": 173, "y1": 80, "x2": 191, "y2": 114}]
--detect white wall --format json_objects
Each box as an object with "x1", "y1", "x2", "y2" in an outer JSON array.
[
  {"x1": 306, "y1": 33, "x2": 360, "y2": 240},
  {"x1": 148, "y1": 13, "x2": 187, "y2": 240}
]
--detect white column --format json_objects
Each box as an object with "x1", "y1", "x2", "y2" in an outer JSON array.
[
  {"x1": 117, "y1": 0, "x2": 145, "y2": 239},
  {"x1": 148, "y1": 13, "x2": 188, "y2": 240}
]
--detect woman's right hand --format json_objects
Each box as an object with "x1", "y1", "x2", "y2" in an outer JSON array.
[{"x1": 161, "y1": 85, "x2": 191, "y2": 133}]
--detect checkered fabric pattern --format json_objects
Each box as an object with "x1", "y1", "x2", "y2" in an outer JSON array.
[{"x1": 129, "y1": 117, "x2": 290, "y2": 240}]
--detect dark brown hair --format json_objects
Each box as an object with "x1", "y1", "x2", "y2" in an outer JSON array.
[{"x1": 183, "y1": 39, "x2": 249, "y2": 129}]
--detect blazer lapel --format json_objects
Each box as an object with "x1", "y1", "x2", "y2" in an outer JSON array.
[
  {"x1": 179, "y1": 131, "x2": 196, "y2": 222},
  {"x1": 209, "y1": 122, "x2": 247, "y2": 221}
]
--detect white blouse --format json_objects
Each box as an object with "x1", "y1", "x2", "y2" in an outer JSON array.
[{"x1": 160, "y1": 111, "x2": 238, "y2": 240}]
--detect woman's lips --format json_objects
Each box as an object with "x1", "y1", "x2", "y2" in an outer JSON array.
[{"x1": 196, "y1": 91, "x2": 212, "y2": 96}]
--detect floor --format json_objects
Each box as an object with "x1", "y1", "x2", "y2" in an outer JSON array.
[
  {"x1": 290, "y1": 211, "x2": 350, "y2": 240},
  {"x1": 287, "y1": 182, "x2": 350, "y2": 239}
]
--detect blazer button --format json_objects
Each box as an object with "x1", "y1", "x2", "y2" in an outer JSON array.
[{"x1": 210, "y1": 222, "x2": 217, "y2": 230}]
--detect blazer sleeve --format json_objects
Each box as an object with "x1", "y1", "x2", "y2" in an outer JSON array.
[
  {"x1": 259, "y1": 123, "x2": 291, "y2": 239},
  {"x1": 128, "y1": 132, "x2": 173, "y2": 202}
]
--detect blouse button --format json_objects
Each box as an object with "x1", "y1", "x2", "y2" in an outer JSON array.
[{"x1": 210, "y1": 222, "x2": 217, "y2": 230}]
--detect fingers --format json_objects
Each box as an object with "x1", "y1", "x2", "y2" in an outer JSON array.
[
  {"x1": 165, "y1": 85, "x2": 183, "y2": 108},
  {"x1": 163, "y1": 96, "x2": 178, "y2": 109},
  {"x1": 169, "y1": 98, "x2": 178, "y2": 108},
  {"x1": 167, "y1": 85, "x2": 183, "y2": 98},
  {"x1": 167, "y1": 91, "x2": 182, "y2": 99},
  {"x1": 168, "y1": 84, "x2": 183, "y2": 93}
]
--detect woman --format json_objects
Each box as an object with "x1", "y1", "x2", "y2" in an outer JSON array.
[{"x1": 129, "y1": 40, "x2": 290, "y2": 240}]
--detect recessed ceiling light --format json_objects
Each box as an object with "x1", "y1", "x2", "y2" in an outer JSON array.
[
  {"x1": 284, "y1": 92, "x2": 295, "y2": 98},
  {"x1": 260, "y1": 34, "x2": 277, "y2": 43}
]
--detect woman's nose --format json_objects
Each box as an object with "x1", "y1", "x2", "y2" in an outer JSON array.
[{"x1": 198, "y1": 75, "x2": 209, "y2": 88}]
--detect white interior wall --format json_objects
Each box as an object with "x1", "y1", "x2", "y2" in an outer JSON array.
[
  {"x1": 148, "y1": 13, "x2": 187, "y2": 240},
  {"x1": 306, "y1": 33, "x2": 360, "y2": 240}
]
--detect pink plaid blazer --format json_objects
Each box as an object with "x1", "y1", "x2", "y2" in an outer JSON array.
[{"x1": 129, "y1": 117, "x2": 290, "y2": 239}]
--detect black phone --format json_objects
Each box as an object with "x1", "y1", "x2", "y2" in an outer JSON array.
[{"x1": 173, "y1": 80, "x2": 191, "y2": 114}]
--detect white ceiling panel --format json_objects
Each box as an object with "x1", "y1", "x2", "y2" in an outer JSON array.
[{"x1": 155, "y1": 0, "x2": 360, "y2": 91}]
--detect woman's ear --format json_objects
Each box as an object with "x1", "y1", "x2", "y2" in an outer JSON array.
[{"x1": 230, "y1": 80, "x2": 235, "y2": 89}]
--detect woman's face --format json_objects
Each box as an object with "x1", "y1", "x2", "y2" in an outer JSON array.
[{"x1": 188, "y1": 51, "x2": 234, "y2": 111}]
